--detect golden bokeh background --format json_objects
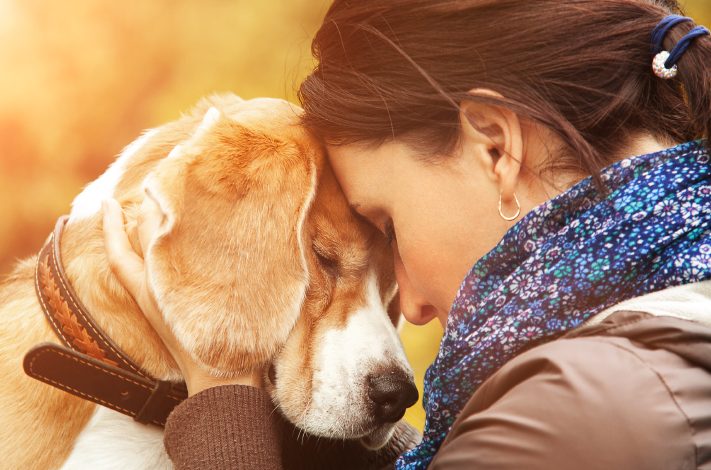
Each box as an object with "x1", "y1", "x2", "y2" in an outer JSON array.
[{"x1": 1, "y1": 0, "x2": 708, "y2": 431}]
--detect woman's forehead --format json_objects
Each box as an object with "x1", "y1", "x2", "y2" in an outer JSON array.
[{"x1": 325, "y1": 142, "x2": 402, "y2": 208}]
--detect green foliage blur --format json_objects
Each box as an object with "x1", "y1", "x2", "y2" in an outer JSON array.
[{"x1": 1, "y1": 0, "x2": 709, "y2": 432}]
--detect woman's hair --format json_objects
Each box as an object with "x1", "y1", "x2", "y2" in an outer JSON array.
[{"x1": 298, "y1": 0, "x2": 710, "y2": 189}]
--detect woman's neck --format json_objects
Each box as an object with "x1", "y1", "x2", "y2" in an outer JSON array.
[
  {"x1": 620, "y1": 132, "x2": 679, "y2": 162},
  {"x1": 545, "y1": 132, "x2": 680, "y2": 198}
]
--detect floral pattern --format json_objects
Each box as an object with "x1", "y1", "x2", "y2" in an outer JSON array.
[{"x1": 397, "y1": 141, "x2": 711, "y2": 469}]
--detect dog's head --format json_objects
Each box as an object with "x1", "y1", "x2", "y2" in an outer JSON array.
[{"x1": 71, "y1": 94, "x2": 416, "y2": 448}]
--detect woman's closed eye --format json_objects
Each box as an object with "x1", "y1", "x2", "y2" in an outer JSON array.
[
  {"x1": 383, "y1": 218, "x2": 396, "y2": 245},
  {"x1": 348, "y1": 202, "x2": 396, "y2": 245}
]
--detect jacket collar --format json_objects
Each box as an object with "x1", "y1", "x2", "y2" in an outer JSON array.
[
  {"x1": 573, "y1": 280, "x2": 711, "y2": 374},
  {"x1": 586, "y1": 279, "x2": 711, "y2": 328}
]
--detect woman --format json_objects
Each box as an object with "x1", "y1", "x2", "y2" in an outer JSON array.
[{"x1": 103, "y1": 0, "x2": 711, "y2": 468}]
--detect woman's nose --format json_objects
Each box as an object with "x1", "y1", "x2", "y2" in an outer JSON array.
[{"x1": 393, "y1": 245, "x2": 438, "y2": 326}]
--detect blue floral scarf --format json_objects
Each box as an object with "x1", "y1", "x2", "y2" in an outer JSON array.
[{"x1": 397, "y1": 141, "x2": 711, "y2": 469}]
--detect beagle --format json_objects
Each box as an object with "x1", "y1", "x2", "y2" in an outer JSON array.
[{"x1": 0, "y1": 94, "x2": 417, "y2": 469}]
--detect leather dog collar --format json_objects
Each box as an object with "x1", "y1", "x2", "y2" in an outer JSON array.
[{"x1": 23, "y1": 216, "x2": 187, "y2": 426}]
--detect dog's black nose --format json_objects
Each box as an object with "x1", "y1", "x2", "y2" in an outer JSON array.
[{"x1": 368, "y1": 373, "x2": 419, "y2": 423}]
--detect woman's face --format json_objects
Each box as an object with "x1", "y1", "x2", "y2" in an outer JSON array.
[
  {"x1": 327, "y1": 119, "x2": 667, "y2": 328},
  {"x1": 327, "y1": 139, "x2": 517, "y2": 327}
]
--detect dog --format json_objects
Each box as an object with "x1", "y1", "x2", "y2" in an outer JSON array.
[{"x1": 0, "y1": 94, "x2": 418, "y2": 469}]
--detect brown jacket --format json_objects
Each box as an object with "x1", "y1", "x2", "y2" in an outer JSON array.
[{"x1": 164, "y1": 280, "x2": 711, "y2": 469}]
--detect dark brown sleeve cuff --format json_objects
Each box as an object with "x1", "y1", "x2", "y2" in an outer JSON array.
[
  {"x1": 280, "y1": 419, "x2": 421, "y2": 470},
  {"x1": 164, "y1": 385, "x2": 282, "y2": 470}
]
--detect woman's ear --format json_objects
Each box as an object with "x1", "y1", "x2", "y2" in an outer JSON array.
[{"x1": 459, "y1": 89, "x2": 524, "y2": 202}]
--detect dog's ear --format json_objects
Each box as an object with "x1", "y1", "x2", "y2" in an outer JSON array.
[{"x1": 142, "y1": 107, "x2": 318, "y2": 376}]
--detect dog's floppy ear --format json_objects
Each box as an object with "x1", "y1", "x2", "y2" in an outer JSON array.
[{"x1": 142, "y1": 107, "x2": 318, "y2": 376}]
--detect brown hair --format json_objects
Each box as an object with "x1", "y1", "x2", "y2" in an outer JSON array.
[{"x1": 298, "y1": 0, "x2": 711, "y2": 189}]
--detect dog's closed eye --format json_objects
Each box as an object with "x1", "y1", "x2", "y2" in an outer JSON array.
[{"x1": 312, "y1": 244, "x2": 339, "y2": 278}]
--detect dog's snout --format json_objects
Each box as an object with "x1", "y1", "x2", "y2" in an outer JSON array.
[{"x1": 367, "y1": 372, "x2": 419, "y2": 423}]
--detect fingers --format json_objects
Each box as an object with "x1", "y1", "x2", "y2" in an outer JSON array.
[
  {"x1": 102, "y1": 198, "x2": 181, "y2": 355},
  {"x1": 101, "y1": 197, "x2": 261, "y2": 389},
  {"x1": 102, "y1": 198, "x2": 145, "y2": 297},
  {"x1": 137, "y1": 192, "x2": 167, "y2": 256}
]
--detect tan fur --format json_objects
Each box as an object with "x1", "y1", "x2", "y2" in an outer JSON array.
[
  {"x1": 0, "y1": 260, "x2": 95, "y2": 469},
  {"x1": 264, "y1": 160, "x2": 397, "y2": 425},
  {"x1": 0, "y1": 94, "x2": 400, "y2": 468},
  {"x1": 145, "y1": 116, "x2": 320, "y2": 374}
]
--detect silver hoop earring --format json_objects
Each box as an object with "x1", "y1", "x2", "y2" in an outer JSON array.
[{"x1": 498, "y1": 192, "x2": 521, "y2": 221}]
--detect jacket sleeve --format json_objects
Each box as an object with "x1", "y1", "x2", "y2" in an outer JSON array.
[
  {"x1": 280, "y1": 418, "x2": 421, "y2": 470},
  {"x1": 429, "y1": 337, "x2": 695, "y2": 470},
  {"x1": 164, "y1": 385, "x2": 283, "y2": 470},
  {"x1": 163, "y1": 384, "x2": 422, "y2": 470}
]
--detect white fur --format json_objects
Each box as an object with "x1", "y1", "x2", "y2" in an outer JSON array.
[
  {"x1": 302, "y1": 270, "x2": 412, "y2": 437},
  {"x1": 70, "y1": 129, "x2": 157, "y2": 222},
  {"x1": 194, "y1": 106, "x2": 221, "y2": 138},
  {"x1": 61, "y1": 128, "x2": 167, "y2": 469},
  {"x1": 61, "y1": 407, "x2": 171, "y2": 470}
]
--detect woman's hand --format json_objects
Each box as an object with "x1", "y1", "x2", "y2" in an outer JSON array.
[{"x1": 101, "y1": 198, "x2": 263, "y2": 396}]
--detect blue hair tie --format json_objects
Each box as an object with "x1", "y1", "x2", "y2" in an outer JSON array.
[
  {"x1": 665, "y1": 26, "x2": 711, "y2": 67},
  {"x1": 651, "y1": 15, "x2": 692, "y2": 54},
  {"x1": 651, "y1": 15, "x2": 710, "y2": 79}
]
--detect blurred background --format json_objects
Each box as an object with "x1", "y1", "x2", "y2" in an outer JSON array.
[{"x1": 1, "y1": 0, "x2": 709, "y2": 431}]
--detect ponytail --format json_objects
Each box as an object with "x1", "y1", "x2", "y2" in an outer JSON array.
[
  {"x1": 650, "y1": 11, "x2": 711, "y2": 142},
  {"x1": 678, "y1": 29, "x2": 711, "y2": 141}
]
